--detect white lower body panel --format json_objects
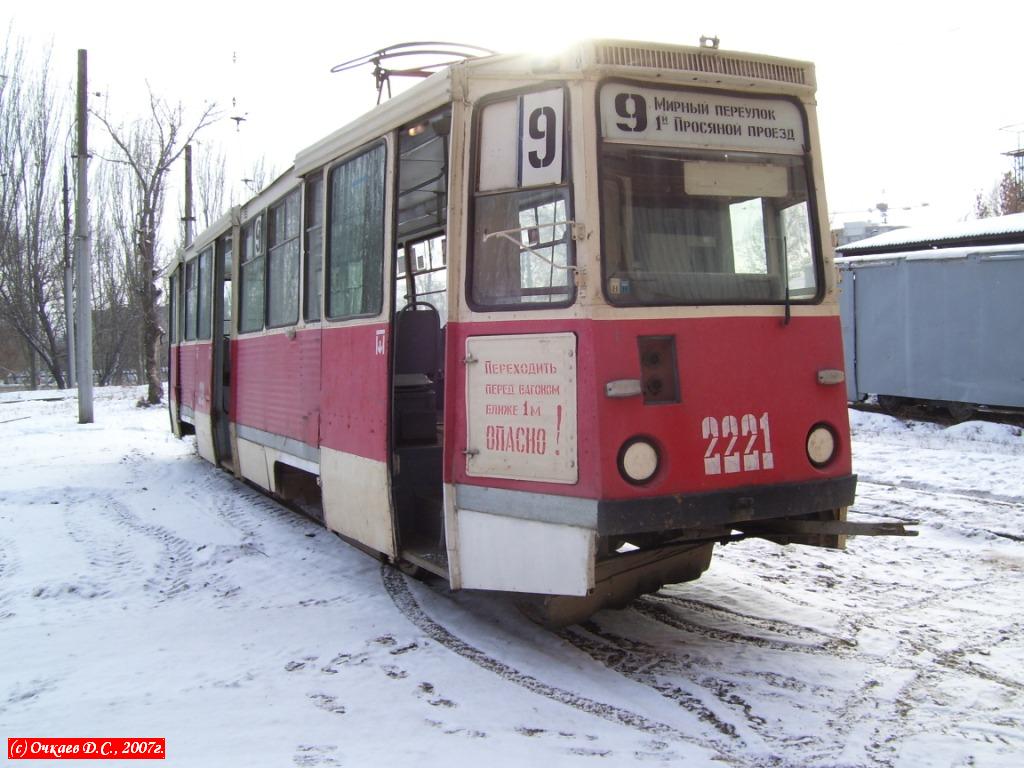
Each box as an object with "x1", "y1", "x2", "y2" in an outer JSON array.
[
  {"x1": 321, "y1": 447, "x2": 395, "y2": 558},
  {"x1": 236, "y1": 437, "x2": 271, "y2": 489},
  {"x1": 452, "y1": 508, "x2": 595, "y2": 596},
  {"x1": 195, "y1": 412, "x2": 216, "y2": 466}
]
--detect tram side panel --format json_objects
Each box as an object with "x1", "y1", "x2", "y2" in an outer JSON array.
[
  {"x1": 231, "y1": 330, "x2": 321, "y2": 489},
  {"x1": 318, "y1": 322, "x2": 396, "y2": 558},
  {"x1": 178, "y1": 341, "x2": 215, "y2": 463},
  {"x1": 168, "y1": 341, "x2": 182, "y2": 436}
]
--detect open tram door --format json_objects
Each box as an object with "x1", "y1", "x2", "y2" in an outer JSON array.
[
  {"x1": 389, "y1": 108, "x2": 452, "y2": 574},
  {"x1": 210, "y1": 229, "x2": 234, "y2": 469},
  {"x1": 167, "y1": 263, "x2": 185, "y2": 437}
]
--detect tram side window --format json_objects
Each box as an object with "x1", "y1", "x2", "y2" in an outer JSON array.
[
  {"x1": 326, "y1": 144, "x2": 386, "y2": 319},
  {"x1": 304, "y1": 176, "x2": 323, "y2": 322},
  {"x1": 470, "y1": 89, "x2": 573, "y2": 309},
  {"x1": 176, "y1": 266, "x2": 186, "y2": 343},
  {"x1": 239, "y1": 217, "x2": 265, "y2": 333},
  {"x1": 267, "y1": 190, "x2": 300, "y2": 328},
  {"x1": 197, "y1": 246, "x2": 212, "y2": 340},
  {"x1": 217, "y1": 233, "x2": 233, "y2": 336},
  {"x1": 184, "y1": 259, "x2": 197, "y2": 341},
  {"x1": 396, "y1": 235, "x2": 447, "y2": 320},
  {"x1": 168, "y1": 272, "x2": 179, "y2": 344}
]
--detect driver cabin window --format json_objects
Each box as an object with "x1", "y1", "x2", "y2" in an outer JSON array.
[{"x1": 470, "y1": 88, "x2": 574, "y2": 310}]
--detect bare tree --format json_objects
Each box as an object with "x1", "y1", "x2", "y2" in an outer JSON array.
[
  {"x1": 195, "y1": 142, "x2": 228, "y2": 232},
  {"x1": 241, "y1": 156, "x2": 274, "y2": 197},
  {"x1": 975, "y1": 171, "x2": 1024, "y2": 218},
  {"x1": 0, "y1": 34, "x2": 70, "y2": 389},
  {"x1": 94, "y1": 90, "x2": 217, "y2": 404},
  {"x1": 90, "y1": 157, "x2": 137, "y2": 385}
]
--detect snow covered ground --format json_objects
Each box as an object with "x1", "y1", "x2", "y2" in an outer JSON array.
[{"x1": 2, "y1": 387, "x2": 1022, "y2": 767}]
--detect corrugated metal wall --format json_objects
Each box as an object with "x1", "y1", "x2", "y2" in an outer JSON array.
[{"x1": 839, "y1": 247, "x2": 1024, "y2": 409}]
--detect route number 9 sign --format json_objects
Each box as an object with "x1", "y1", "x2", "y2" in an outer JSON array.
[{"x1": 478, "y1": 88, "x2": 565, "y2": 191}]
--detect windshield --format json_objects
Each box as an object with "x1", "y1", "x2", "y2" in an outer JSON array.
[
  {"x1": 596, "y1": 83, "x2": 822, "y2": 307},
  {"x1": 601, "y1": 144, "x2": 820, "y2": 306}
]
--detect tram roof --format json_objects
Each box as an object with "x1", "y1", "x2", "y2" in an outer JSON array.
[
  {"x1": 171, "y1": 38, "x2": 818, "y2": 270},
  {"x1": 294, "y1": 39, "x2": 816, "y2": 176}
]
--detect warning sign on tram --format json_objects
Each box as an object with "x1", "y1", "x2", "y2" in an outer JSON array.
[{"x1": 465, "y1": 333, "x2": 578, "y2": 484}]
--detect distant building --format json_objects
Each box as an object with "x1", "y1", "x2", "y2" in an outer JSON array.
[
  {"x1": 831, "y1": 220, "x2": 906, "y2": 249},
  {"x1": 836, "y1": 212, "x2": 1024, "y2": 256}
]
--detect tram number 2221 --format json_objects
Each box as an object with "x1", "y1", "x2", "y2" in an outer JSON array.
[{"x1": 702, "y1": 413, "x2": 774, "y2": 476}]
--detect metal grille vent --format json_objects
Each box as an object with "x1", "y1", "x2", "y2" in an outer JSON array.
[{"x1": 595, "y1": 44, "x2": 809, "y2": 86}]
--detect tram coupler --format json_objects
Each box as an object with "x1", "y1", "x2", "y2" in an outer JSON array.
[{"x1": 737, "y1": 518, "x2": 919, "y2": 540}]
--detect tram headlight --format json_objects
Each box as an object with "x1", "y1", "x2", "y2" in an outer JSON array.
[
  {"x1": 806, "y1": 424, "x2": 838, "y2": 468},
  {"x1": 618, "y1": 438, "x2": 660, "y2": 484}
]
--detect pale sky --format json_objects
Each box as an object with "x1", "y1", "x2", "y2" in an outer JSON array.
[{"x1": 4, "y1": 0, "x2": 1021, "y2": 230}]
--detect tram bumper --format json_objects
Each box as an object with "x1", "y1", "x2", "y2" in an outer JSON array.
[
  {"x1": 596, "y1": 473, "x2": 858, "y2": 536},
  {"x1": 450, "y1": 474, "x2": 859, "y2": 601}
]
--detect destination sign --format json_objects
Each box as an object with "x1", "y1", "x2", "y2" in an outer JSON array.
[{"x1": 600, "y1": 85, "x2": 806, "y2": 155}]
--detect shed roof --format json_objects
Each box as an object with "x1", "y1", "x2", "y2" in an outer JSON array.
[{"x1": 836, "y1": 212, "x2": 1024, "y2": 256}]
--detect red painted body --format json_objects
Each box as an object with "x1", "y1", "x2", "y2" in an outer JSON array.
[
  {"x1": 231, "y1": 331, "x2": 322, "y2": 447},
  {"x1": 318, "y1": 323, "x2": 389, "y2": 463},
  {"x1": 445, "y1": 315, "x2": 850, "y2": 501},
  {"x1": 176, "y1": 313, "x2": 848, "y2": 509},
  {"x1": 169, "y1": 344, "x2": 179, "y2": 410},
  {"x1": 176, "y1": 342, "x2": 213, "y2": 415}
]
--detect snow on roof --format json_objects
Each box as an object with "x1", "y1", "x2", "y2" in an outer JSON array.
[{"x1": 836, "y1": 212, "x2": 1024, "y2": 255}]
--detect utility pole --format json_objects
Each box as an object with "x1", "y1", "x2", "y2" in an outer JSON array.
[
  {"x1": 63, "y1": 162, "x2": 76, "y2": 388},
  {"x1": 75, "y1": 49, "x2": 93, "y2": 423},
  {"x1": 183, "y1": 143, "x2": 194, "y2": 248}
]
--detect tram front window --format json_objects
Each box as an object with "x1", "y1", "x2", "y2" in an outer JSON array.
[
  {"x1": 600, "y1": 144, "x2": 820, "y2": 306},
  {"x1": 472, "y1": 188, "x2": 572, "y2": 308}
]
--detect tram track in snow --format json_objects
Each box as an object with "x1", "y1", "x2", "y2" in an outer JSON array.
[
  {"x1": 383, "y1": 525, "x2": 1024, "y2": 768},
  {"x1": 857, "y1": 476, "x2": 1024, "y2": 510},
  {"x1": 379, "y1": 565, "x2": 716, "y2": 753},
  {"x1": 381, "y1": 565, "x2": 869, "y2": 768},
  {"x1": 854, "y1": 477, "x2": 1024, "y2": 543},
  {"x1": 155, "y1": 434, "x2": 1023, "y2": 765}
]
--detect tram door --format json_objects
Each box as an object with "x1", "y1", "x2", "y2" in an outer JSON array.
[
  {"x1": 391, "y1": 109, "x2": 450, "y2": 567},
  {"x1": 211, "y1": 232, "x2": 233, "y2": 468},
  {"x1": 168, "y1": 268, "x2": 183, "y2": 436}
]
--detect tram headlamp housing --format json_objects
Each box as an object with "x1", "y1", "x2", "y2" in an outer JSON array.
[
  {"x1": 806, "y1": 424, "x2": 838, "y2": 468},
  {"x1": 618, "y1": 438, "x2": 660, "y2": 484}
]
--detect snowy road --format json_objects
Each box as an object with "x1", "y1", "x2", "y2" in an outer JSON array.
[{"x1": 1, "y1": 388, "x2": 1022, "y2": 767}]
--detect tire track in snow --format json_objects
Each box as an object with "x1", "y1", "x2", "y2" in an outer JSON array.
[
  {"x1": 0, "y1": 534, "x2": 19, "y2": 619},
  {"x1": 61, "y1": 502, "x2": 146, "y2": 598},
  {"x1": 91, "y1": 490, "x2": 197, "y2": 602}
]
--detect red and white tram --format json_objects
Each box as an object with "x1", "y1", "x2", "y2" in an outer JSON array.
[{"x1": 167, "y1": 39, "x2": 891, "y2": 623}]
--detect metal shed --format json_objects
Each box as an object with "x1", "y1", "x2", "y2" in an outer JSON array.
[{"x1": 837, "y1": 225, "x2": 1024, "y2": 413}]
